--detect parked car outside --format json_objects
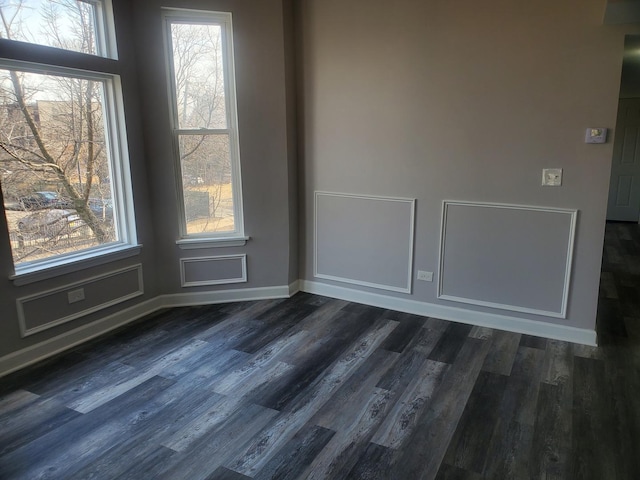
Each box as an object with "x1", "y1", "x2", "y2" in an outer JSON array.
[
  {"x1": 17, "y1": 209, "x2": 83, "y2": 237},
  {"x1": 19, "y1": 191, "x2": 72, "y2": 210}
]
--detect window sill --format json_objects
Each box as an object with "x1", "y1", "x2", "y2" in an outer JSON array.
[
  {"x1": 176, "y1": 236, "x2": 250, "y2": 250},
  {"x1": 11, "y1": 244, "x2": 143, "y2": 286}
]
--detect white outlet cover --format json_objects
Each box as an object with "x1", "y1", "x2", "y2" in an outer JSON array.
[
  {"x1": 417, "y1": 270, "x2": 433, "y2": 282},
  {"x1": 542, "y1": 168, "x2": 562, "y2": 187}
]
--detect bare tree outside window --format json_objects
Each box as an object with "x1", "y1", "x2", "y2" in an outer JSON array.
[
  {"x1": 166, "y1": 14, "x2": 243, "y2": 237},
  {"x1": 0, "y1": 1, "x2": 119, "y2": 266}
]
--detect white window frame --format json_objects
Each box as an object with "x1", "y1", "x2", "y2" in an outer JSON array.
[
  {"x1": 162, "y1": 9, "x2": 246, "y2": 245},
  {"x1": 0, "y1": 0, "x2": 138, "y2": 283}
]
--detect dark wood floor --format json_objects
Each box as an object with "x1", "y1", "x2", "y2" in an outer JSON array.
[{"x1": 0, "y1": 222, "x2": 639, "y2": 480}]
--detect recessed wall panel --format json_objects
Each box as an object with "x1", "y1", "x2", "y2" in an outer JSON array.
[
  {"x1": 438, "y1": 202, "x2": 576, "y2": 318},
  {"x1": 180, "y1": 255, "x2": 247, "y2": 287},
  {"x1": 314, "y1": 192, "x2": 415, "y2": 293},
  {"x1": 17, "y1": 264, "x2": 144, "y2": 337}
]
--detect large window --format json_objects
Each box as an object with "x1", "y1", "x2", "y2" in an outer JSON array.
[
  {"x1": 163, "y1": 9, "x2": 244, "y2": 240},
  {"x1": 0, "y1": 1, "x2": 136, "y2": 275}
]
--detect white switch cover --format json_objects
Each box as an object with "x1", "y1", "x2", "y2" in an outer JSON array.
[
  {"x1": 417, "y1": 270, "x2": 433, "y2": 282},
  {"x1": 542, "y1": 168, "x2": 562, "y2": 187}
]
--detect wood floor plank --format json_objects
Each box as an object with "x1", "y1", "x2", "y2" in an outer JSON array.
[
  {"x1": 301, "y1": 387, "x2": 396, "y2": 479},
  {"x1": 247, "y1": 311, "x2": 380, "y2": 411},
  {"x1": 541, "y1": 339, "x2": 573, "y2": 386},
  {"x1": 158, "y1": 403, "x2": 279, "y2": 480},
  {"x1": 434, "y1": 463, "x2": 483, "y2": 480},
  {"x1": 116, "y1": 446, "x2": 178, "y2": 480},
  {"x1": 68, "y1": 338, "x2": 209, "y2": 413},
  {"x1": 310, "y1": 349, "x2": 398, "y2": 431},
  {"x1": 66, "y1": 376, "x2": 230, "y2": 479},
  {"x1": 530, "y1": 382, "x2": 572, "y2": 480},
  {"x1": 481, "y1": 420, "x2": 534, "y2": 479},
  {"x1": 252, "y1": 424, "x2": 335, "y2": 480},
  {"x1": 194, "y1": 299, "x2": 285, "y2": 342},
  {"x1": 224, "y1": 317, "x2": 398, "y2": 477},
  {"x1": 427, "y1": 323, "x2": 473, "y2": 364},
  {"x1": 481, "y1": 330, "x2": 520, "y2": 376},
  {"x1": 0, "y1": 389, "x2": 39, "y2": 419},
  {"x1": 345, "y1": 442, "x2": 396, "y2": 480},
  {"x1": 378, "y1": 316, "x2": 427, "y2": 353},
  {"x1": 571, "y1": 356, "x2": 616, "y2": 480},
  {"x1": 0, "y1": 395, "x2": 82, "y2": 456},
  {"x1": 392, "y1": 337, "x2": 492, "y2": 480},
  {"x1": 519, "y1": 334, "x2": 547, "y2": 350},
  {"x1": 443, "y1": 371, "x2": 509, "y2": 474},
  {"x1": 371, "y1": 359, "x2": 448, "y2": 449},
  {"x1": 0, "y1": 375, "x2": 174, "y2": 480},
  {"x1": 205, "y1": 466, "x2": 252, "y2": 480}
]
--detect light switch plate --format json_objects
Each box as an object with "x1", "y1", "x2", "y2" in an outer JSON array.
[{"x1": 542, "y1": 168, "x2": 562, "y2": 187}]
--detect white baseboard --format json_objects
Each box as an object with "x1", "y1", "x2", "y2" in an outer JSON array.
[
  {"x1": 0, "y1": 296, "x2": 162, "y2": 378},
  {"x1": 160, "y1": 285, "x2": 293, "y2": 308},
  {"x1": 0, "y1": 284, "x2": 297, "y2": 378},
  {"x1": 0, "y1": 279, "x2": 598, "y2": 378},
  {"x1": 299, "y1": 280, "x2": 597, "y2": 346},
  {"x1": 288, "y1": 279, "x2": 300, "y2": 296}
]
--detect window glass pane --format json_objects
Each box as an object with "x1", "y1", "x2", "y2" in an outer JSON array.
[
  {"x1": 0, "y1": 1, "x2": 101, "y2": 56},
  {"x1": 179, "y1": 134, "x2": 234, "y2": 234},
  {"x1": 170, "y1": 22, "x2": 227, "y2": 130},
  {"x1": 0, "y1": 69, "x2": 117, "y2": 266}
]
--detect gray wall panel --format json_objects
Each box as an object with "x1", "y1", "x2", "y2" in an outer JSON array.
[
  {"x1": 439, "y1": 202, "x2": 576, "y2": 317},
  {"x1": 181, "y1": 255, "x2": 247, "y2": 287},
  {"x1": 18, "y1": 265, "x2": 143, "y2": 336},
  {"x1": 315, "y1": 192, "x2": 414, "y2": 293}
]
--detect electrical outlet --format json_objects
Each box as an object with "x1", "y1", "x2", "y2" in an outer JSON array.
[
  {"x1": 417, "y1": 270, "x2": 433, "y2": 282},
  {"x1": 67, "y1": 288, "x2": 85, "y2": 304}
]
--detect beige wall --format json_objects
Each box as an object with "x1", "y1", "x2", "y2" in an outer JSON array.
[{"x1": 298, "y1": 0, "x2": 635, "y2": 332}]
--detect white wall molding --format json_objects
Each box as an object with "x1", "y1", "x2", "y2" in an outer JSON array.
[
  {"x1": 0, "y1": 284, "x2": 295, "y2": 378},
  {"x1": 288, "y1": 279, "x2": 300, "y2": 296},
  {"x1": 1, "y1": 276, "x2": 598, "y2": 378},
  {"x1": 300, "y1": 280, "x2": 597, "y2": 346},
  {"x1": 438, "y1": 201, "x2": 577, "y2": 318},
  {"x1": 17, "y1": 264, "x2": 144, "y2": 337},
  {"x1": 0, "y1": 296, "x2": 162, "y2": 378},
  {"x1": 160, "y1": 285, "x2": 292, "y2": 308},
  {"x1": 179, "y1": 254, "x2": 247, "y2": 287},
  {"x1": 314, "y1": 191, "x2": 415, "y2": 294}
]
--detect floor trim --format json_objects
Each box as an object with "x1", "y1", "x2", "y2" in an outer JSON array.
[
  {"x1": 0, "y1": 279, "x2": 597, "y2": 378},
  {"x1": 161, "y1": 285, "x2": 293, "y2": 308},
  {"x1": 300, "y1": 280, "x2": 597, "y2": 346},
  {"x1": 0, "y1": 285, "x2": 295, "y2": 378},
  {"x1": 0, "y1": 296, "x2": 162, "y2": 378}
]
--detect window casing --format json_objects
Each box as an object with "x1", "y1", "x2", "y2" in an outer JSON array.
[
  {"x1": 163, "y1": 9, "x2": 245, "y2": 241},
  {"x1": 0, "y1": 0, "x2": 137, "y2": 278}
]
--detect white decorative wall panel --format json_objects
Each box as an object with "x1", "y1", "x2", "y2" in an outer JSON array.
[
  {"x1": 180, "y1": 254, "x2": 247, "y2": 287},
  {"x1": 314, "y1": 192, "x2": 415, "y2": 293},
  {"x1": 438, "y1": 201, "x2": 577, "y2": 318},
  {"x1": 17, "y1": 264, "x2": 144, "y2": 337}
]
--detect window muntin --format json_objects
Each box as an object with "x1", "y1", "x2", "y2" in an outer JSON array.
[
  {"x1": 164, "y1": 10, "x2": 244, "y2": 238},
  {"x1": 0, "y1": 0, "x2": 113, "y2": 58}
]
